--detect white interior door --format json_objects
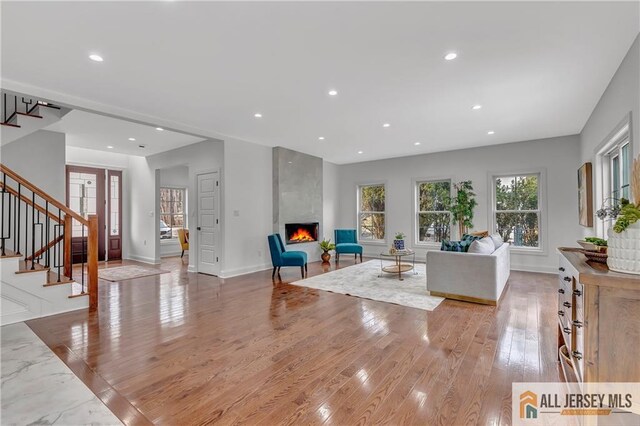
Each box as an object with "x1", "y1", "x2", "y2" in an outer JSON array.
[{"x1": 197, "y1": 172, "x2": 219, "y2": 275}]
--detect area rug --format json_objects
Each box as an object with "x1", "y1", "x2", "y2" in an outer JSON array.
[
  {"x1": 98, "y1": 265, "x2": 169, "y2": 282},
  {"x1": 290, "y1": 260, "x2": 444, "y2": 311}
]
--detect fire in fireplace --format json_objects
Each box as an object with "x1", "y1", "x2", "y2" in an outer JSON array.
[{"x1": 285, "y1": 222, "x2": 319, "y2": 244}]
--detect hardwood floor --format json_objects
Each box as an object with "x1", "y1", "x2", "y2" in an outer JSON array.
[{"x1": 26, "y1": 257, "x2": 561, "y2": 425}]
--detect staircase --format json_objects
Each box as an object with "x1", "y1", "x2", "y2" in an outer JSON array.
[
  {"x1": 0, "y1": 164, "x2": 98, "y2": 325},
  {"x1": 1, "y1": 92, "x2": 71, "y2": 146}
]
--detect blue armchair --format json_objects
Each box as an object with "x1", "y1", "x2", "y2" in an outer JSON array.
[
  {"x1": 268, "y1": 234, "x2": 308, "y2": 279},
  {"x1": 334, "y1": 229, "x2": 363, "y2": 263}
]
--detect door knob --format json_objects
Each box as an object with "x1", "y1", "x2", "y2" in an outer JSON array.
[{"x1": 197, "y1": 227, "x2": 201, "y2": 231}]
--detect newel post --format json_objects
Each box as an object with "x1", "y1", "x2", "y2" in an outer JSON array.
[
  {"x1": 88, "y1": 214, "x2": 99, "y2": 311},
  {"x1": 64, "y1": 214, "x2": 72, "y2": 278}
]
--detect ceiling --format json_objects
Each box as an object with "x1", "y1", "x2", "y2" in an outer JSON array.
[
  {"x1": 2, "y1": 2, "x2": 638, "y2": 164},
  {"x1": 45, "y1": 110, "x2": 204, "y2": 157}
]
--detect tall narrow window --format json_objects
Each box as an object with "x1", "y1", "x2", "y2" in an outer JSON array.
[
  {"x1": 609, "y1": 140, "x2": 631, "y2": 201},
  {"x1": 493, "y1": 174, "x2": 541, "y2": 248},
  {"x1": 160, "y1": 187, "x2": 187, "y2": 239},
  {"x1": 358, "y1": 184, "x2": 385, "y2": 241},
  {"x1": 416, "y1": 180, "x2": 451, "y2": 244}
]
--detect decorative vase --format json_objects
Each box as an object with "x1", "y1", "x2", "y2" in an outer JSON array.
[
  {"x1": 393, "y1": 239, "x2": 405, "y2": 250},
  {"x1": 607, "y1": 222, "x2": 640, "y2": 275},
  {"x1": 321, "y1": 251, "x2": 331, "y2": 263}
]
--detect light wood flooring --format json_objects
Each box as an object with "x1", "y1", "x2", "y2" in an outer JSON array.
[{"x1": 26, "y1": 257, "x2": 561, "y2": 425}]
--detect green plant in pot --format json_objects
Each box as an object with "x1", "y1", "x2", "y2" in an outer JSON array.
[
  {"x1": 393, "y1": 232, "x2": 406, "y2": 251},
  {"x1": 318, "y1": 238, "x2": 336, "y2": 263},
  {"x1": 450, "y1": 180, "x2": 477, "y2": 238}
]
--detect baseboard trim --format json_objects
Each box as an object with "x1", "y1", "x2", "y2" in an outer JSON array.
[
  {"x1": 510, "y1": 264, "x2": 557, "y2": 274},
  {"x1": 430, "y1": 291, "x2": 497, "y2": 306},
  {"x1": 219, "y1": 263, "x2": 272, "y2": 279},
  {"x1": 126, "y1": 254, "x2": 161, "y2": 265}
]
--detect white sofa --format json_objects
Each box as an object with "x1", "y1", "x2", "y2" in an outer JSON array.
[{"x1": 426, "y1": 242, "x2": 510, "y2": 305}]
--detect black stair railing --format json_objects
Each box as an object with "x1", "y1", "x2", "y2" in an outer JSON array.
[
  {"x1": 0, "y1": 164, "x2": 99, "y2": 310},
  {"x1": 1, "y1": 92, "x2": 60, "y2": 125}
]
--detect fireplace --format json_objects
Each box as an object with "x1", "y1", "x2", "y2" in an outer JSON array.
[{"x1": 285, "y1": 222, "x2": 319, "y2": 244}]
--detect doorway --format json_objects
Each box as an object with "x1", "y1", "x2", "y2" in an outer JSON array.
[
  {"x1": 66, "y1": 165, "x2": 122, "y2": 262},
  {"x1": 197, "y1": 171, "x2": 219, "y2": 275}
]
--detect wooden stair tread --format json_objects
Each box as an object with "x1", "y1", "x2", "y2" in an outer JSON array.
[
  {"x1": 44, "y1": 271, "x2": 75, "y2": 286},
  {"x1": 1, "y1": 122, "x2": 20, "y2": 128},
  {"x1": 1, "y1": 249, "x2": 23, "y2": 259},
  {"x1": 16, "y1": 260, "x2": 49, "y2": 274},
  {"x1": 15, "y1": 112, "x2": 43, "y2": 119}
]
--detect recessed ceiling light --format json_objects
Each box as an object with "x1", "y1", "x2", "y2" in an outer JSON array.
[
  {"x1": 383, "y1": 123, "x2": 390, "y2": 128},
  {"x1": 472, "y1": 105, "x2": 482, "y2": 110},
  {"x1": 106, "y1": 145, "x2": 114, "y2": 149},
  {"x1": 89, "y1": 54, "x2": 104, "y2": 62},
  {"x1": 328, "y1": 90, "x2": 338, "y2": 96},
  {"x1": 414, "y1": 142, "x2": 421, "y2": 146},
  {"x1": 156, "y1": 127, "x2": 164, "y2": 131},
  {"x1": 128, "y1": 137, "x2": 136, "y2": 141},
  {"x1": 487, "y1": 131, "x2": 495, "y2": 135},
  {"x1": 254, "y1": 113, "x2": 262, "y2": 118},
  {"x1": 444, "y1": 52, "x2": 457, "y2": 61},
  {"x1": 357, "y1": 150, "x2": 364, "y2": 154},
  {"x1": 288, "y1": 161, "x2": 293, "y2": 164},
  {"x1": 318, "y1": 136, "x2": 325, "y2": 140}
]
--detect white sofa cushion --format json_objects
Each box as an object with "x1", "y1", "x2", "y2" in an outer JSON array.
[
  {"x1": 490, "y1": 233, "x2": 504, "y2": 250},
  {"x1": 468, "y1": 237, "x2": 494, "y2": 254}
]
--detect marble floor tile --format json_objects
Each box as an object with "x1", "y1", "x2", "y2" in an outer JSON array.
[{"x1": 1, "y1": 322, "x2": 122, "y2": 426}]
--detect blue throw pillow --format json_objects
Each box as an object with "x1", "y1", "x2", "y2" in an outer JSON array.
[{"x1": 441, "y1": 240, "x2": 463, "y2": 252}]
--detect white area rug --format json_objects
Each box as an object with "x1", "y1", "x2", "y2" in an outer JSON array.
[
  {"x1": 98, "y1": 265, "x2": 169, "y2": 282},
  {"x1": 290, "y1": 260, "x2": 444, "y2": 311}
]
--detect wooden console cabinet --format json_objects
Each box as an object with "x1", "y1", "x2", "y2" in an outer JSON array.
[{"x1": 558, "y1": 248, "x2": 640, "y2": 383}]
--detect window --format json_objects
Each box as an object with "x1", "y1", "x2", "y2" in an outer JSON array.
[
  {"x1": 416, "y1": 180, "x2": 451, "y2": 244},
  {"x1": 160, "y1": 187, "x2": 186, "y2": 239},
  {"x1": 358, "y1": 184, "x2": 385, "y2": 241},
  {"x1": 493, "y1": 173, "x2": 540, "y2": 248},
  {"x1": 608, "y1": 140, "x2": 631, "y2": 201}
]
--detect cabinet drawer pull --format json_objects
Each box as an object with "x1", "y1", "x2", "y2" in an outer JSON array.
[
  {"x1": 573, "y1": 289, "x2": 582, "y2": 297},
  {"x1": 563, "y1": 276, "x2": 572, "y2": 282},
  {"x1": 558, "y1": 289, "x2": 565, "y2": 294},
  {"x1": 563, "y1": 301, "x2": 572, "y2": 308},
  {"x1": 559, "y1": 267, "x2": 565, "y2": 272},
  {"x1": 572, "y1": 320, "x2": 583, "y2": 328},
  {"x1": 572, "y1": 350, "x2": 583, "y2": 360},
  {"x1": 558, "y1": 310, "x2": 565, "y2": 317},
  {"x1": 563, "y1": 326, "x2": 572, "y2": 335}
]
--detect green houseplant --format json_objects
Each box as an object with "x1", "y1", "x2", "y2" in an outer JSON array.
[
  {"x1": 318, "y1": 238, "x2": 336, "y2": 263},
  {"x1": 450, "y1": 180, "x2": 477, "y2": 238}
]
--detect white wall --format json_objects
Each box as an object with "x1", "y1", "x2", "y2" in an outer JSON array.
[
  {"x1": 128, "y1": 140, "x2": 223, "y2": 268},
  {"x1": 1, "y1": 130, "x2": 65, "y2": 201},
  {"x1": 222, "y1": 138, "x2": 272, "y2": 277},
  {"x1": 322, "y1": 161, "x2": 340, "y2": 243},
  {"x1": 159, "y1": 165, "x2": 189, "y2": 257},
  {"x1": 579, "y1": 34, "x2": 639, "y2": 235},
  {"x1": 336, "y1": 135, "x2": 582, "y2": 273}
]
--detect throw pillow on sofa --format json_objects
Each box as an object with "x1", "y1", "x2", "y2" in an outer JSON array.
[
  {"x1": 441, "y1": 240, "x2": 464, "y2": 252},
  {"x1": 490, "y1": 233, "x2": 504, "y2": 250},
  {"x1": 468, "y1": 237, "x2": 495, "y2": 254}
]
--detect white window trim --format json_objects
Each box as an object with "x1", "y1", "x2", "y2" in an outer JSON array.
[
  {"x1": 160, "y1": 186, "x2": 188, "y2": 243},
  {"x1": 412, "y1": 177, "x2": 452, "y2": 248},
  {"x1": 594, "y1": 114, "x2": 633, "y2": 238},
  {"x1": 488, "y1": 168, "x2": 547, "y2": 255},
  {"x1": 357, "y1": 182, "x2": 387, "y2": 245}
]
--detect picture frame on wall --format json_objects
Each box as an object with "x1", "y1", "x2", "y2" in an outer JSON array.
[{"x1": 578, "y1": 162, "x2": 593, "y2": 227}]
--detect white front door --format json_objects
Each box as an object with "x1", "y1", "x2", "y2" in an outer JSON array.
[{"x1": 197, "y1": 172, "x2": 219, "y2": 275}]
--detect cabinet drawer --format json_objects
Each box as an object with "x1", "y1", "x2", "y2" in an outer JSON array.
[{"x1": 571, "y1": 281, "x2": 584, "y2": 381}]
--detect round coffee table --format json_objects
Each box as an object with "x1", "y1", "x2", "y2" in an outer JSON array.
[{"x1": 378, "y1": 249, "x2": 417, "y2": 281}]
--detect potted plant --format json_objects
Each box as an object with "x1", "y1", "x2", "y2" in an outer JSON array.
[
  {"x1": 393, "y1": 232, "x2": 406, "y2": 251},
  {"x1": 318, "y1": 238, "x2": 336, "y2": 263},
  {"x1": 607, "y1": 156, "x2": 640, "y2": 274},
  {"x1": 450, "y1": 180, "x2": 478, "y2": 238}
]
